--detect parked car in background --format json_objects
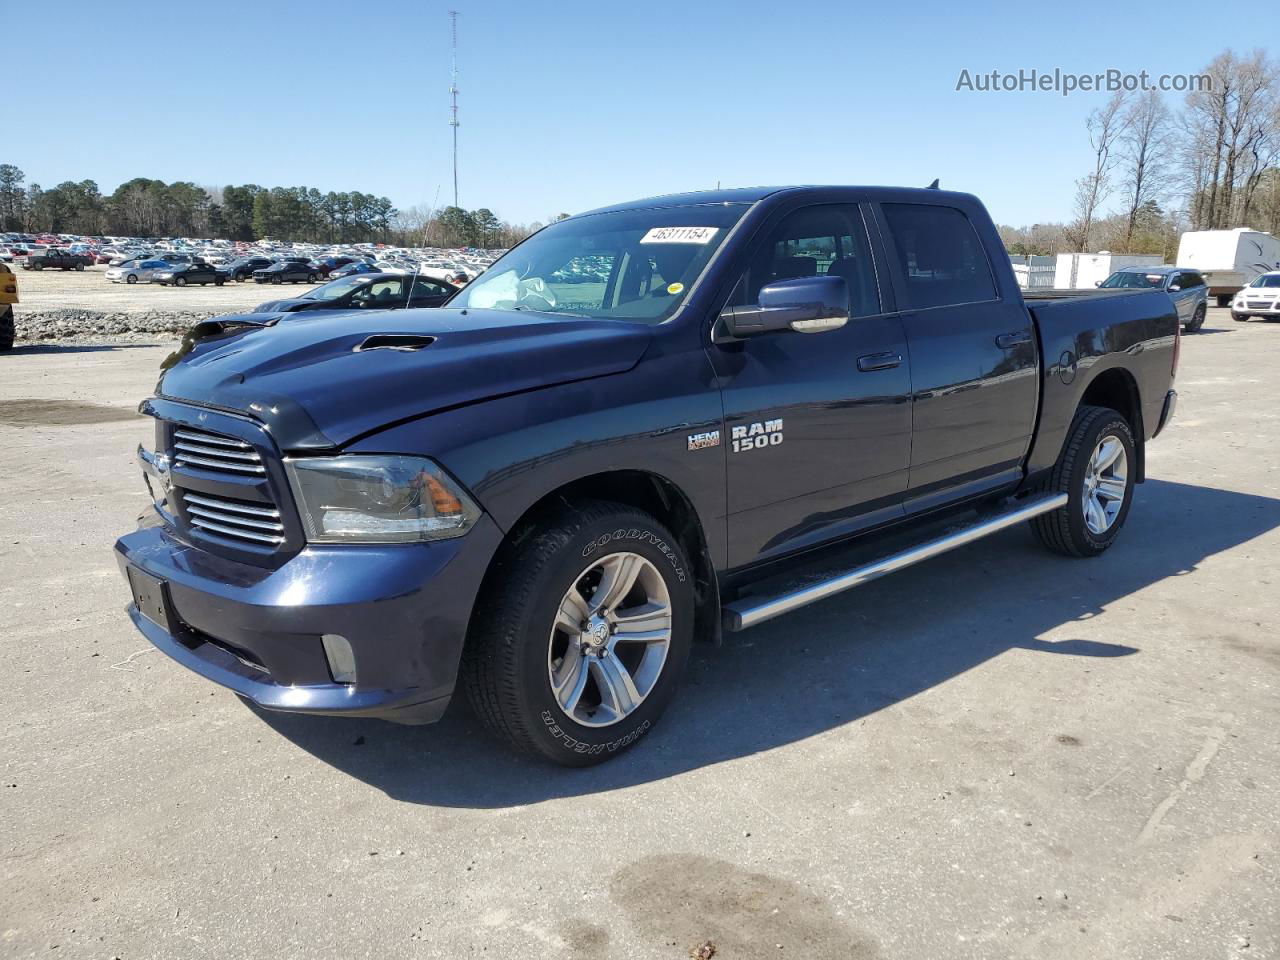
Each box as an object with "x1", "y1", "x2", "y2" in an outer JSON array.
[
  {"x1": 253, "y1": 260, "x2": 319, "y2": 284},
  {"x1": 248, "y1": 272, "x2": 457, "y2": 314},
  {"x1": 1098, "y1": 265, "x2": 1208, "y2": 331},
  {"x1": 1230, "y1": 271, "x2": 1280, "y2": 321},
  {"x1": 22, "y1": 248, "x2": 95, "y2": 271},
  {"x1": 225, "y1": 257, "x2": 275, "y2": 282},
  {"x1": 154, "y1": 262, "x2": 227, "y2": 287},
  {"x1": 105, "y1": 259, "x2": 172, "y2": 284},
  {"x1": 327, "y1": 260, "x2": 379, "y2": 280},
  {"x1": 311, "y1": 255, "x2": 359, "y2": 278}
]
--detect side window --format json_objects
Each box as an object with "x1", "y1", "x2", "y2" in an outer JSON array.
[
  {"x1": 411, "y1": 278, "x2": 448, "y2": 298},
  {"x1": 880, "y1": 203, "x2": 996, "y2": 309},
  {"x1": 731, "y1": 204, "x2": 880, "y2": 317}
]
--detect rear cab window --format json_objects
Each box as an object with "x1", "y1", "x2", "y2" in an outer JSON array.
[{"x1": 879, "y1": 203, "x2": 996, "y2": 309}]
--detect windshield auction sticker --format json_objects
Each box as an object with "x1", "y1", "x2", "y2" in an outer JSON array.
[{"x1": 640, "y1": 227, "x2": 720, "y2": 244}]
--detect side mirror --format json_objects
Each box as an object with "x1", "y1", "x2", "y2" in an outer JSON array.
[
  {"x1": 1168, "y1": 284, "x2": 1181, "y2": 292},
  {"x1": 720, "y1": 275, "x2": 850, "y2": 337}
]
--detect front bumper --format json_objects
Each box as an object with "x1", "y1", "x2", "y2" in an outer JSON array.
[
  {"x1": 114, "y1": 512, "x2": 502, "y2": 724},
  {"x1": 1234, "y1": 301, "x2": 1280, "y2": 315}
]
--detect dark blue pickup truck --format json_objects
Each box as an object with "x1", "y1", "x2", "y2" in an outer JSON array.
[{"x1": 115, "y1": 185, "x2": 1179, "y2": 765}]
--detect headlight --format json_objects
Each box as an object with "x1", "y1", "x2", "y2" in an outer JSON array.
[{"x1": 285, "y1": 455, "x2": 480, "y2": 543}]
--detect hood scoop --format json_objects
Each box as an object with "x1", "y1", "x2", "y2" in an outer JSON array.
[{"x1": 355, "y1": 334, "x2": 437, "y2": 352}]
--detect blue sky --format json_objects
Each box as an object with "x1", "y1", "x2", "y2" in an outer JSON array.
[{"x1": 8, "y1": 0, "x2": 1255, "y2": 228}]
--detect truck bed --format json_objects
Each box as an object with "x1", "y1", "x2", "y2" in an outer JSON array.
[{"x1": 1022, "y1": 288, "x2": 1178, "y2": 479}]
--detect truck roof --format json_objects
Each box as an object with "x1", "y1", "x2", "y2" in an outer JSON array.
[{"x1": 578, "y1": 185, "x2": 978, "y2": 216}]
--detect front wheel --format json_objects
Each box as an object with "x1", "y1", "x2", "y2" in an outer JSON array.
[
  {"x1": 1232, "y1": 312, "x2": 1250, "y2": 322},
  {"x1": 174, "y1": 276, "x2": 187, "y2": 287},
  {"x1": 271, "y1": 275, "x2": 283, "y2": 285},
  {"x1": 461, "y1": 501, "x2": 694, "y2": 766},
  {"x1": 126, "y1": 274, "x2": 137, "y2": 284},
  {"x1": 1032, "y1": 405, "x2": 1136, "y2": 558},
  {"x1": 1186, "y1": 304, "x2": 1205, "y2": 332}
]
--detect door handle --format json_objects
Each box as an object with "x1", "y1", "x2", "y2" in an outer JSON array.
[
  {"x1": 857, "y1": 352, "x2": 902, "y2": 372},
  {"x1": 995, "y1": 331, "x2": 1033, "y2": 349}
]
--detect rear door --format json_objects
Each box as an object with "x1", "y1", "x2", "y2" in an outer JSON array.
[
  {"x1": 875, "y1": 200, "x2": 1038, "y2": 510},
  {"x1": 712, "y1": 200, "x2": 912, "y2": 567}
]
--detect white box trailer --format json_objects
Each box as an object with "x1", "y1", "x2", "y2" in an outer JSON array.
[
  {"x1": 1176, "y1": 228, "x2": 1280, "y2": 306},
  {"x1": 1053, "y1": 253, "x2": 1164, "y2": 290}
]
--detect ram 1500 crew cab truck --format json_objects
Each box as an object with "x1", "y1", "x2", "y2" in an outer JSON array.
[{"x1": 115, "y1": 186, "x2": 1180, "y2": 766}]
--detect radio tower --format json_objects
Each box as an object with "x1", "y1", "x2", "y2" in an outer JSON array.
[{"x1": 449, "y1": 11, "x2": 460, "y2": 209}]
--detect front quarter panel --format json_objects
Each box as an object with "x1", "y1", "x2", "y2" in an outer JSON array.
[{"x1": 345, "y1": 337, "x2": 729, "y2": 570}]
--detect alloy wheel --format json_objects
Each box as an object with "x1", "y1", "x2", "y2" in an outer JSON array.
[
  {"x1": 1083, "y1": 434, "x2": 1128, "y2": 535},
  {"x1": 547, "y1": 552, "x2": 673, "y2": 728}
]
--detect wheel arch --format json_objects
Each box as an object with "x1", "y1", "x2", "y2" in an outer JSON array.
[
  {"x1": 1077, "y1": 367, "x2": 1145, "y2": 482},
  {"x1": 479, "y1": 469, "x2": 721, "y2": 645}
]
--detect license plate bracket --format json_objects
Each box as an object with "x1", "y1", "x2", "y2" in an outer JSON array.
[{"x1": 127, "y1": 566, "x2": 177, "y2": 634}]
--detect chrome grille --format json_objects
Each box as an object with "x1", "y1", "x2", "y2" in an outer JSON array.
[
  {"x1": 181, "y1": 491, "x2": 284, "y2": 545},
  {"x1": 172, "y1": 427, "x2": 266, "y2": 475}
]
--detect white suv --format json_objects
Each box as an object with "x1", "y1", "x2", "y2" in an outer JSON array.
[{"x1": 1232, "y1": 272, "x2": 1280, "y2": 321}]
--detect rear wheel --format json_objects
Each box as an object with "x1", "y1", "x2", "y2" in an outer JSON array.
[
  {"x1": 1032, "y1": 405, "x2": 1136, "y2": 558},
  {"x1": 462, "y1": 501, "x2": 694, "y2": 766},
  {"x1": 1186, "y1": 303, "x2": 1205, "y2": 332},
  {"x1": 0, "y1": 306, "x2": 14, "y2": 351}
]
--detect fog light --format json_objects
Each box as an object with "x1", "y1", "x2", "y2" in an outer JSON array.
[{"x1": 321, "y1": 634, "x2": 357, "y2": 684}]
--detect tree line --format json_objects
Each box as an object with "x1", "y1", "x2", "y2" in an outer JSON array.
[
  {"x1": 1002, "y1": 48, "x2": 1280, "y2": 258},
  {"x1": 0, "y1": 167, "x2": 401, "y2": 244},
  {"x1": 0, "y1": 164, "x2": 557, "y2": 249}
]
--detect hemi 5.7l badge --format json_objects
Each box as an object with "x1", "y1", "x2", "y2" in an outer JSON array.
[{"x1": 687, "y1": 430, "x2": 721, "y2": 451}]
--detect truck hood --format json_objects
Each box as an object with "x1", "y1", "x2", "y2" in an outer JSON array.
[{"x1": 155, "y1": 307, "x2": 652, "y2": 449}]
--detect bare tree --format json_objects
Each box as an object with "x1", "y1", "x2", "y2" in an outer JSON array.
[
  {"x1": 1182, "y1": 50, "x2": 1278, "y2": 228},
  {"x1": 1066, "y1": 91, "x2": 1130, "y2": 251},
  {"x1": 1118, "y1": 90, "x2": 1172, "y2": 251}
]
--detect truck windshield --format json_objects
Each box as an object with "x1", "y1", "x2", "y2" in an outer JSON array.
[
  {"x1": 1099, "y1": 272, "x2": 1165, "y2": 289},
  {"x1": 450, "y1": 204, "x2": 749, "y2": 323}
]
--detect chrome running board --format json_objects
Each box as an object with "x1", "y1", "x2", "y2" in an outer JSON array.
[{"x1": 722, "y1": 492, "x2": 1068, "y2": 631}]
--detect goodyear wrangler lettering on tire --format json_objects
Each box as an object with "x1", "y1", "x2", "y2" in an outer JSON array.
[
  {"x1": 580, "y1": 528, "x2": 687, "y2": 582},
  {"x1": 542, "y1": 711, "x2": 651, "y2": 754}
]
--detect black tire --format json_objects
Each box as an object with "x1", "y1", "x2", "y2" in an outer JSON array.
[
  {"x1": 32, "y1": 263, "x2": 42, "y2": 271},
  {"x1": 1186, "y1": 303, "x2": 1205, "y2": 332},
  {"x1": 1232, "y1": 312, "x2": 1249, "y2": 322},
  {"x1": 126, "y1": 274, "x2": 137, "y2": 284},
  {"x1": 174, "y1": 276, "x2": 187, "y2": 287},
  {"x1": 0, "y1": 306, "x2": 14, "y2": 351},
  {"x1": 1032, "y1": 405, "x2": 1137, "y2": 558},
  {"x1": 1216, "y1": 294, "x2": 1231, "y2": 308},
  {"x1": 271, "y1": 274, "x2": 283, "y2": 285},
  {"x1": 75, "y1": 263, "x2": 84, "y2": 271},
  {"x1": 461, "y1": 500, "x2": 694, "y2": 766},
  {"x1": 307, "y1": 273, "x2": 318, "y2": 283}
]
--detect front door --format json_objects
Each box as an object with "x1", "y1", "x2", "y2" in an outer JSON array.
[
  {"x1": 711, "y1": 202, "x2": 912, "y2": 567},
  {"x1": 874, "y1": 200, "x2": 1038, "y2": 508}
]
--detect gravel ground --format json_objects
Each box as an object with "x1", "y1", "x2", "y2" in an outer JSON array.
[
  {"x1": 7, "y1": 264, "x2": 318, "y2": 343},
  {"x1": 0, "y1": 307, "x2": 1277, "y2": 959}
]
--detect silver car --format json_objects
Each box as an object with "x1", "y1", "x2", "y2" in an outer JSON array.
[
  {"x1": 104, "y1": 259, "x2": 171, "y2": 284},
  {"x1": 1098, "y1": 265, "x2": 1208, "y2": 332}
]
